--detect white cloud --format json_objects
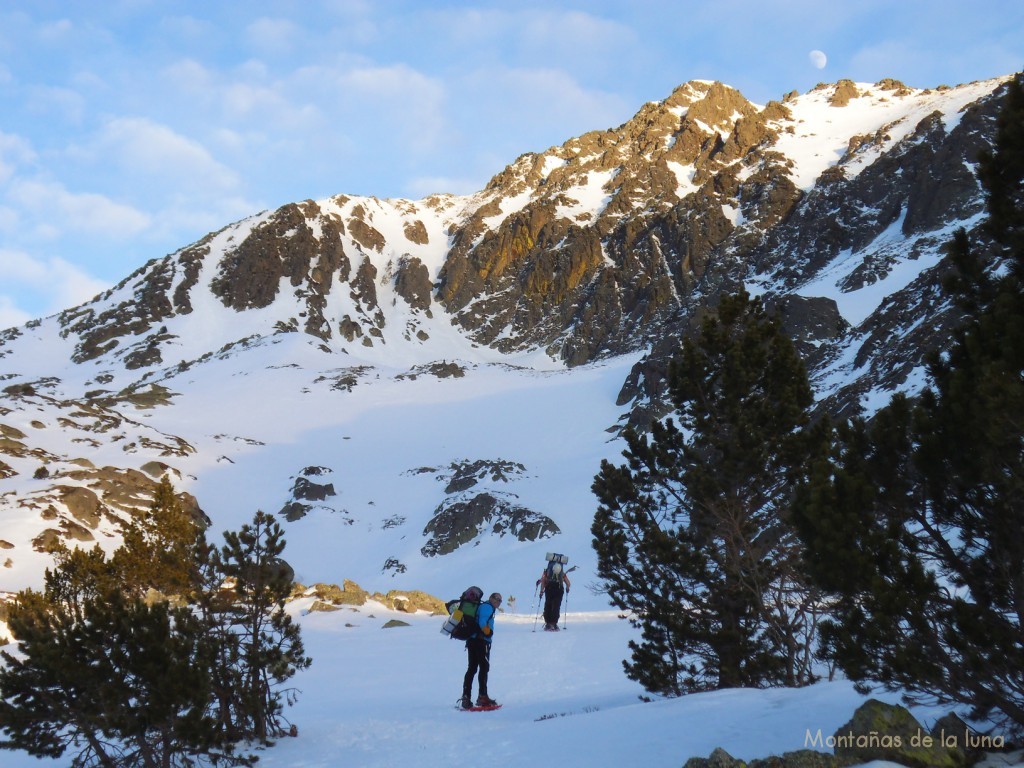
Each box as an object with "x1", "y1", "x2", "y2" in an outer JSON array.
[
  {"x1": 162, "y1": 58, "x2": 215, "y2": 98},
  {"x1": 0, "y1": 248, "x2": 109, "y2": 323},
  {"x1": 521, "y1": 10, "x2": 638, "y2": 53},
  {"x1": 158, "y1": 14, "x2": 217, "y2": 43},
  {"x1": 37, "y1": 18, "x2": 73, "y2": 43},
  {"x1": 9, "y1": 179, "x2": 151, "y2": 238},
  {"x1": 462, "y1": 67, "x2": 627, "y2": 137},
  {"x1": 26, "y1": 85, "x2": 87, "y2": 123},
  {"x1": 319, "y1": 63, "x2": 449, "y2": 155},
  {"x1": 245, "y1": 17, "x2": 301, "y2": 54},
  {"x1": 0, "y1": 295, "x2": 32, "y2": 332},
  {"x1": 0, "y1": 205, "x2": 18, "y2": 231},
  {"x1": 96, "y1": 116, "x2": 241, "y2": 193},
  {"x1": 438, "y1": 8, "x2": 636, "y2": 69},
  {"x1": 0, "y1": 296, "x2": 31, "y2": 331},
  {"x1": 0, "y1": 131, "x2": 36, "y2": 184}
]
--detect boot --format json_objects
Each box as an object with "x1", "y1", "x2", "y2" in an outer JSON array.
[
  {"x1": 476, "y1": 695, "x2": 498, "y2": 707},
  {"x1": 460, "y1": 694, "x2": 473, "y2": 710}
]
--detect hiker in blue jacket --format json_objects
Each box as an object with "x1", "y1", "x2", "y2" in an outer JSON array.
[{"x1": 461, "y1": 592, "x2": 501, "y2": 709}]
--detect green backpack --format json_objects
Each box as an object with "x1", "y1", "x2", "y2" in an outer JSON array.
[{"x1": 441, "y1": 586, "x2": 483, "y2": 640}]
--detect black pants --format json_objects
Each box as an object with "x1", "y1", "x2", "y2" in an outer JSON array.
[
  {"x1": 463, "y1": 636, "x2": 490, "y2": 698},
  {"x1": 543, "y1": 585, "x2": 564, "y2": 626}
]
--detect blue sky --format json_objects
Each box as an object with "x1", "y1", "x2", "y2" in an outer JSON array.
[{"x1": 0, "y1": 0, "x2": 1021, "y2": 329}]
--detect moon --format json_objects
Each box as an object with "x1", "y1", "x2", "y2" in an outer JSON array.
[{"x1": 809, "y1": 50, "x2": 828, "y2": 70}]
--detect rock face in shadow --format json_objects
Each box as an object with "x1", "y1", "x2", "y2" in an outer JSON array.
[
  {"x1": 421, "y1": 492, "x2": 559, "y2": 557},
  {"x1": 411, "y1": 458, "x2": 558, "y2": 556}
]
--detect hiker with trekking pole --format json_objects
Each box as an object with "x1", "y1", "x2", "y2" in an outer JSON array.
[{"x1": 536, "y1": 553, "x2": 572, "y2": 631}]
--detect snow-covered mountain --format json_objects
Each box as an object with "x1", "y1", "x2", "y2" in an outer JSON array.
[{"x1": 0, "y1": 74, "x2": 1014, "y2": 612}]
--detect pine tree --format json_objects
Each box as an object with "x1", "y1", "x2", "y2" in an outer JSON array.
[
  {"x1": 206, "y1": 511, "x2": 310, "y2": 743},
  {"x1": 43, "y1": 543, "x2": 118, "y2": 623},
  {"x1": 0, "y1": 586, "x2": 252, "y2": 767},
  {"x1": 593, "y1": 290, "x2": 822, "y2": 694},
  {"x1": 112, "y1": 476, "x2": 203, "y2": 598},
  {"x1": 0, "y1": 500, "x2": 313, "y2": 763},
  {"x1": 793, "y1": 74, "x2": 1024, "y2": 733}
]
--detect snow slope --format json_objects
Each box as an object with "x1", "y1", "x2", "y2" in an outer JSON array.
[{"x1": 0, "y1": 327, "x2": 641, "y2": 606}]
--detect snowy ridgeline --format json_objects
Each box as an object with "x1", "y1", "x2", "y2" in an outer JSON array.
[{"x1": 5, "y1": 598, "x2": 1019, "y2": 768}]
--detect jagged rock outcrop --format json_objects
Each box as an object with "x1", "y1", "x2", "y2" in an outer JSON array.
[
  {"x1": 279, "y1": 467, "x2": 338, "y2": 521},
  {"x1": 421, "y1": 493, "x2": 559, "y2": 557},
  {"x1": 296, "y1": 580, "x2": 445, "y2": 615}
]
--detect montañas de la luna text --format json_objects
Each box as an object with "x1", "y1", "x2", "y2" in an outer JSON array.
[{"x1": 805, "y1": 729, "x2": 1006, "y2": 751}]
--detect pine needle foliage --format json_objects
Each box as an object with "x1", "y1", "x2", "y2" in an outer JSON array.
[
  {"x1": 204, "y1": 511, "x2": 311, "y2": 744},
  {"x1": 593, "y1": 290, "x2": 823, "y2": 695},
  {"x1": 793, "y1": 74, "x2": 1024, "y2": 734},
  {"x1": 0, "y1": 589, "x2": 243, "y2": 767},
  {"x1": 0, "y1": 486, "x2": 310, "y2": 765},
  {"x1": 112, "y1": 476, "x2": 204, "y2": 598}
]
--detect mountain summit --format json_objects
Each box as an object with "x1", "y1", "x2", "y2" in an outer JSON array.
[{"x1": 0, "y1": 74, "x2": 1014, "y2": 606}]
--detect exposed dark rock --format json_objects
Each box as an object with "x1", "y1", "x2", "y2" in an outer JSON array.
[
  {"x1": 830, "y1": 80, "x2": 861, "y2": 106},
  {"x1": 348, "y1": 210, "x2": 386, "y2": 252},
  {"x1": 57, "y1": 486, "x2": 103, "y2": 528},
  {"x1": 374, "y1": 590, "x2": 445, "y2": 614},
  {"x1": 316, "y1": 366, "x2": 371, "y2": 392},
  {"x1": 209, "y1": 202, "x2": 350, "y2": 343},
  {"x1": 766, "y1": 295, "x2": 849, "y2": 362},
  {"x1": 832, "y1": 699, "x2": 966, "y2": 768},
  {"x1": 683, "y1": 747, "x2": 746, "y2": 768},
  {"x1": 59, "y1": 256, "x2": 177, "y2": 364},
  {"x1": 421, "y1": 492, "x2": 559, "y2": 557},
  {"x1": 393, "y1": 256, "x2": 433, "y2": 310},
  {"x1": 31, "y1": 528, "x2": 62, "y2": 552},
  {"x1": 280, "y1": 501, "x2": 312, "y2": 521},
  {"x1": 123, "y1": 327, "x2": 176, "y2": 370},
  {"x1": 308, "y1": 600, "x2": 342, "y2": 613},
  {"x1": 403, "y1": 219, "x2": 429, "y2": 244},
  {"x1": 292, "y1": 476, "x2": 336, "y2": 502},
  {"x1": 747, "y1": 751, "x2": 841, "y2": 768},
  {"x1": 304, "y1": 579, "x2": 368, "y2": 606},
  {"x1": 59, "y1": 518, "x2": 93, "y2": 542},
  {"x1": 395, "y1": 361, "x2": 466, "y2": 381},
  {"x1": 441, "y1": 459, "x2": 527, "y2": 494}
]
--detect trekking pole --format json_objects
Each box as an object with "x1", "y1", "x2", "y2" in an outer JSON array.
[
  {"x1": 531, "y1": 580, "x2": 542, "y2": 632},
  {"x1": 536, "y1": 581, "x2": 544, "y2": 630},
  {"x1": 562, "y1": 567, "x2": 577, "y2": 631}
]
